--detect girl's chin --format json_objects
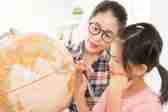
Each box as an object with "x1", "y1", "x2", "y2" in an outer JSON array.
[
  {"x1": 85, "y1": 41, "x2": 101, "y2": 54},
  {"x1": 86, "y1": 47, "x2": 101, "y2": 54}
]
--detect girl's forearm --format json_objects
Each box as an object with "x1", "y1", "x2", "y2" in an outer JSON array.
[
  {"x1": 54, "y1": 94, "x2": 72, "y2": 112},
  {"x1": 74, "y1": 92, "x2": 90, "y2": 112}
]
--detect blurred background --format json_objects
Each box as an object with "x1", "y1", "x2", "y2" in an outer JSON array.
[{"x1": 0, "y1": 0, "x2": 151, "y2": 40}]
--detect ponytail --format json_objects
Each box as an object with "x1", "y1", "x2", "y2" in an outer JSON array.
[{"x1": 157, "y1": 64, "x2": 168, "y2": 104}]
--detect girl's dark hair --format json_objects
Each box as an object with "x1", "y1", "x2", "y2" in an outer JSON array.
[
  {"x1": 90, "y1": 0, "x2": 127, "y2": 27},
  {"x1": 121, "y1": 22, "x2": 168, "y2": 104}
]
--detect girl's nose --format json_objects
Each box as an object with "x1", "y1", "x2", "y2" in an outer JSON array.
[{"x1": 92, "y1": 33, "x2": 102, "y2": 42}]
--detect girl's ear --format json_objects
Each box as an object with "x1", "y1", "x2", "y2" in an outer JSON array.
[
  {"x1": 141, "y1": 64, "x2": 148, "y2": 73},
  {"x1": 128, "y1": 64, "x2": 148, "y2": 77},
  {"x1": 136, "y1": 64, "x2": 148, "y2": 77}
]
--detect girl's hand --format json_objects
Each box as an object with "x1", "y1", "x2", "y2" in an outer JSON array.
[
  {"x1": 74, "y1": 72, "x2": 88, "y2": 97},
  {"x1": 74, "y1": 59, "x2": 87, "y2": 73},
  {"x1": 68, "y1": 58, "x2": 88, "y2": 95},
  {"x1": 73, "y1": 74, "x2": 89, "y2": 112},
  {"x1": 68, "y1": 66, "x2": 88, "y2": 96}
]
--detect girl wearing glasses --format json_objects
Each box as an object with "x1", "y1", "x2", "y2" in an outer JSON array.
[{"x1": 55, "y1": 1, "x2": 128, "y2": 112}]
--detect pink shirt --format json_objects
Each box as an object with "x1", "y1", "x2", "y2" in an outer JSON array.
[{"x1": 92, "y1": 86, "x2": 162, "y2": 112}]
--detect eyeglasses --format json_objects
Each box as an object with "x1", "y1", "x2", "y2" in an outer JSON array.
[{"x1": 88, "y1": 22, "x2": 116, "y2": 43}]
